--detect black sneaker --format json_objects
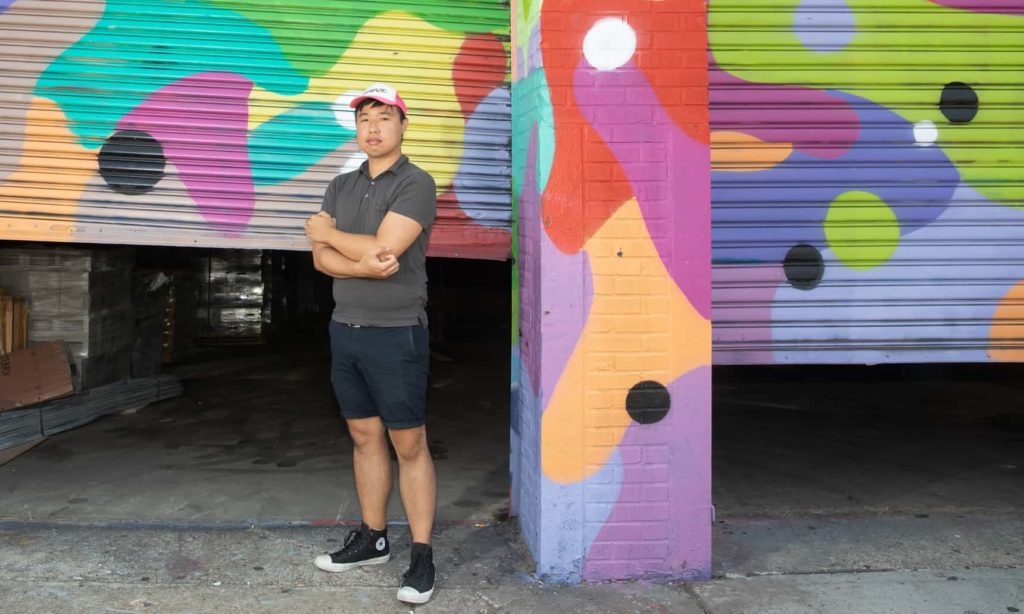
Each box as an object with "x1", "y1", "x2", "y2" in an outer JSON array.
[
  {"x1": 397, "y1": 542, "x2": 435, "y2": 604},
  {"x1": 314, "y1": 524, "x2": 390, "y2": 572}
]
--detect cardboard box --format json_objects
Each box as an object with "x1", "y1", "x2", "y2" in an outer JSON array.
[{"x1": 0, "y1": 341, "x2": 74, "y2": 413}]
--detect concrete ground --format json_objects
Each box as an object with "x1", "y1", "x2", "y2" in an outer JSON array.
[{"x1": 1, "y1": 339, "x2": 1023, "y2": 612}]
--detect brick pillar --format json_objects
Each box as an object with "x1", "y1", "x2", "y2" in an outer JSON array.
[{"x1": 512, "y1": 1, "x2": 711, "y2": 582}]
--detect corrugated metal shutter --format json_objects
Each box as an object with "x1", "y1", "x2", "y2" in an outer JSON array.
[
  {"x1": 0, "y1": 0, "x2": 511, "y2": 260},
  {"x1": 709, "y1": 0, "x2": 1024, "y2": 364}
]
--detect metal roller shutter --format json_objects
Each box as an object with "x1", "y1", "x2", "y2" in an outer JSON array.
[
  {"x1": 709, "y1": 0, "x2": 1024, "y2": 364},
  {"x1": 0, "y1": 0, "x2": 512, "y2": 260}
]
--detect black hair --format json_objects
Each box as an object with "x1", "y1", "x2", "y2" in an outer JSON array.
[{"x1": 354, "y1": 98, "x2": 407, "y2": 122}]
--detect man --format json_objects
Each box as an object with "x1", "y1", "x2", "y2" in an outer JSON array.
[{"x1": 304, "y1": 83, "x2": 437, "y2": 605}]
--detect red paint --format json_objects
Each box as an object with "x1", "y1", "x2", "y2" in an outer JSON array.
[
  {"x1": 430, "y1": 190, "x2": 512, "y2": 260},
  {"x1": 539, "y1": 0, "x2": 708, "y2": 253},
  {"x1": 453, "y1": 34, "x2": 508, "y2": 119}
]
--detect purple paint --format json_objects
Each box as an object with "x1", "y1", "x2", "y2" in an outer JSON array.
[
  {"x1": 518, "y1": 128, "x2": 543, "y2": 395},
  {"x1": 712, "y1": 91, "x2": 960, "y2": 263},
  {"x1": 574, "y1": 60, "x2": 712, "y2": 318},
  {"x1": 711, "y1": 264, "x2": 786, "y2": 364},
  {"x1": 0, "y1": 0, "x2": 14, "y2": 14},
  {"x1": 120, "y1": 72, "x2": 255, "y2": 230},
  {"x1": 583, "y1": 366, "x2": 712, "y2": 581},
  {"x1": 929, "y1": 0, "x2": 1024, "y2": 15},
  {"x1": 710, "y1": 62, "x2": 860, "y2": 159}
]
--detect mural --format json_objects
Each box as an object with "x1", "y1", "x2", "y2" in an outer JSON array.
[
  {"x1": 0, "y1": 0, "x2": 512, "y2": 258},
  {"x1": 513, "y1": 0, "x2": 711, "y2": 581},
  {"x1": 512, "y1": 0, "x2": 1023, "y2": 583},
  {"x1": 709, "y1": 0, "x2": 1024, "y2": 363}
]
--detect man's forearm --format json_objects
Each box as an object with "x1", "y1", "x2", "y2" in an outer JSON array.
[
  {"x1": 321, "y1": 228, "x2": 379, "y2": 262},
  {"x1": 312, "y1": 243, "x2": 364, "y2": 279}
]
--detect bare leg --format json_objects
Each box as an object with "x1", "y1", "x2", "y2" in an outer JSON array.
[
  {"x1": 346, "y1": 417, "x2": 392, "y2": 530},
  {"x1": 388, "y1": 426, "x2": 436, "y2": 544}
]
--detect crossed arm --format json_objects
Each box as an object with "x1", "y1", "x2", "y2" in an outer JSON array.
[{"x1": 305, "y1": 210, "x2": 424, "y2": 280}]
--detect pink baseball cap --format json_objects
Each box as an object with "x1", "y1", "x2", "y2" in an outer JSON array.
[{"x1": 349, "y1": 83, "x2": 408, "y2": 114}]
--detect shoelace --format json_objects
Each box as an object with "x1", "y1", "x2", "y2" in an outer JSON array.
[
  {"x1": 403, "y1": 551, "x2": 429, "y2": 582},
  {"x1": 340, "y1": 528, "x2": 362, "y2": 552}
]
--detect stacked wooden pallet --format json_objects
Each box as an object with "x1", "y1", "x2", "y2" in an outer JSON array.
[{"x1": 0, "y1": 290, "x2": 28, "y2": 354}]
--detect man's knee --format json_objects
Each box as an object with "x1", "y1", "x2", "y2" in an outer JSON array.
[
  {"x1": 388, "y1": 427, "x2": 428, "y2": 463},
  {"x1": 347, "y1": 417, "x2": 387, "y2": 450}
]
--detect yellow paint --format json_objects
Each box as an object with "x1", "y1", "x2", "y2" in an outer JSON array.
[
  {"x1": 0, "y1": 97, "x2": 94, "y2": 240},
  {"x1": 247, "y1": 11, "x2": 465, "y2": 190},
  {"x1": 711, "y1": 131, "x2": 792, "y2": 171},
  {"x1": 540, "y1": 199, "x2": 712, "y2": 484},
  {"x1": 989, "y1": 281, "x2": 1024, "y2": 362}
]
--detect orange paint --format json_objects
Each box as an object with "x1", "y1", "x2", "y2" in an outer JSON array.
[
  {"x1": 989, "y1": 281, "x2": 1024, "y2": 361},
  {"x1": 711, "y1": 131, "x2": 793, "y2": 171},
  {"x1": 540, "y1": 199, "x2": 711, "y2": 483},
  {"x1": 0, "y1": 97, "x2": 94, "y2": 240}
]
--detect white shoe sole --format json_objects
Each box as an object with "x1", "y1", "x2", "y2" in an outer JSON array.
[
  {"x1": 314, "y1": 553, "x2": 390, "y2": 572},
  {"x1": 397, "y1": 585, "x2": 434, "y2": 604}
]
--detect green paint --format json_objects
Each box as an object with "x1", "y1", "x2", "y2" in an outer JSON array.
[
  {"x1": 709, "y1": 0, "x2": 1024, "y2": 205},
  {"x1": 512, "y1": 69, "x2": 555, "y2": 198},
  {"x1": 36, "y1": 0, "x2": 306, "y2": 148},
  {"x1": 824, "y1": 191, "x2": 900, "y2": 269},
  {"x1": 249, "y1": 102, "x2": 354, "y2": 185},
  {"x1": 208, "y1": 0, "x2": 510, "y2": 77}
]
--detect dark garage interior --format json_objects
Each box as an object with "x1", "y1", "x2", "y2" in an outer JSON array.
[{"x1": 0, "y1": 243, "x2": 1021, "y2": 579}]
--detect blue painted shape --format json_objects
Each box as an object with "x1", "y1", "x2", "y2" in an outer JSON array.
[
  {"x1": 35, "y1": 0, "x2": 307, "y2": 148},
  {"x1": 454, "y1": 87, "x2": 513, "y2": 226},
  {"x1": 795, "y1": 0, "x2": 856, "y2": 53},
  {"x1": 249, "y1": 101, "x2": 353, "y2": 185},
  {"x1": 712, "y1": 91, "x2": 960, "y2": 263}
]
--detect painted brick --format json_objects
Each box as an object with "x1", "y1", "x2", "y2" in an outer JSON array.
[
  {"x1": 642, "y1": 335, "x2": 671, "y2": 353},
  {"x1": 618, "y1": 446, "x2": 643, "y2": 465},
  {"x1": 645, "y1": 485, "x2": 670, "y2": 502},
  {"x1": 585, "y1": 333, "x2": 644, "y2": 353},
  {"x1": 643, "y1": 445, "x2": 670, "y2": 464},
  {"x1": 614, "y1": 352, "x2": 667, "y2": 372},
  {"x1": 643, "y1": 297, "x2": 670, "y2": 314},
  {"x1": 584, "y1": 484, "x2": 625, "y2": 504},
  {"x1": 593, "y1": 297, "x2": 643, "y2": 315}
]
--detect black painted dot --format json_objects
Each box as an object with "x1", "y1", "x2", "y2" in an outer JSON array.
[
  {"x1": 783, "y1": 244, "x2": 824, "y2": 290},
  {"x1": 939, "y1": 82, "x2": 978, "y2": 124},
  {"x1": 625, "y1": 380, "x2": 670, "y2": 424},
  {"x1": 98, "y1": 129, "x2": 165, "y2": 194}
]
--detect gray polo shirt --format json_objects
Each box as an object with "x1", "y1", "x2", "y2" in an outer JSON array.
[{"x1": 320, "y1": 155, "x2": 436, "y2": 327}]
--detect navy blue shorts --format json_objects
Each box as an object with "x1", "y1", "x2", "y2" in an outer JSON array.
[{"x1": 328, "y1": 320, "x2": 429, "y2": 430}]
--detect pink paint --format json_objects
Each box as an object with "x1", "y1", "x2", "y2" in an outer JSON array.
[
  {"x1": 120, "y1": 72, "x2": 255, "y2": 230},
  {"x1": 710, "y1": 63, "x2": 860, "y2": 159},
  {"x1": 711, "y1": 264, "x2": 787, "y2": 364},
  {"x1": 574, "y1": 60, "x2": 711, "y2": 318},
  {"x1": 929, "y1": 0, "x2": 1024, "y2": 14},
  {"x1": 584, "y1": 366, "x2": 712, "y2": 581}
]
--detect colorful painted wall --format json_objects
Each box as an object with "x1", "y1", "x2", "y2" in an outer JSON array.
[
  {"x1": 512, "y1": 0, "x2": 712, "y2": 581},
  {"x1": 0, "y1": 0, "x2": 512, "y2": 259},
  {"x1": 709, "y1": 0, "x2": 1024, "y2": 363}
]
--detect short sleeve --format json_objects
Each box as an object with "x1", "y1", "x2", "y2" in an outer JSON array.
[
  {"x1": 389, "y1": 170, "x2": 436, "y2": 231},
  {"x1": 320, "y1": 177, "x2": 337, "y2": 215}
]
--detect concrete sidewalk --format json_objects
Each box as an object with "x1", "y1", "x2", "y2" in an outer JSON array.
[{"x1": 1, "y1": 521, "x2": 1021, "y2": 614}]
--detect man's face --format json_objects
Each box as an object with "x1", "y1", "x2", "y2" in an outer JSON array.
[{"x1": 355, "y1": 102, "x2": 407, "y2": 160}]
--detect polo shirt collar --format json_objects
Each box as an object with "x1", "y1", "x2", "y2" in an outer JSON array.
[{"x1": 358, "y1": 154, "x2": 409, "y2": 178}]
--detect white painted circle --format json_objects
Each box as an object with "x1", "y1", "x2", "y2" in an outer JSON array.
[
  {"x1": 913, "y1": 120, "x2": 938, "y2": 146},
  {"x1": 583, "y1": 17, "x2": 636, "y2": 71},
  {"x1": 332, "y1": 91, "x2": 361, "y2": 130},
  {"x1": 339, "y1": 152, "x2": 367, "y2": 174}
]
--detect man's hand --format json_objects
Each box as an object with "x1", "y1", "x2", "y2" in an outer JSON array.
[
  {"x1": 358, "y1": 246, "x2": 399, "y2": 279},
  {"x1": 305, "y1": 211, "x2": 336, "y2": 243}
]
